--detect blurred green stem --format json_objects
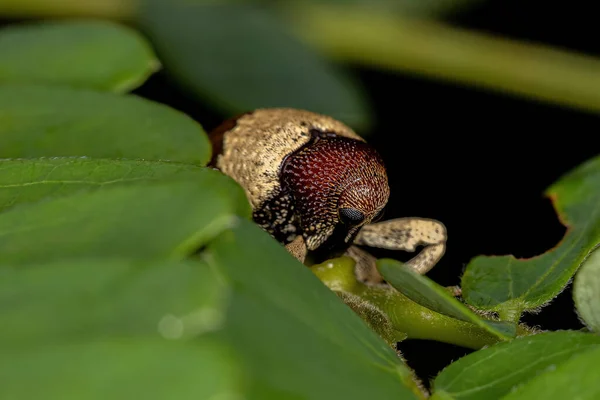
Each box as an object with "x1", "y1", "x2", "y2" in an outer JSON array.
[{"x1": 285, "y1": 4, "x2": 600, "y2": 115}]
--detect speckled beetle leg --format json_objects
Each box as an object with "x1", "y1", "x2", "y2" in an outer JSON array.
[
  {"x1": 344, "y1": 245, "x2": 385, "y2": 285},
  {"x1": 354, "y1": 217, "x2": 447, "y2": 275},
  {"x1": 285, "y1": 235, "x2": 308, "y2": 263}
]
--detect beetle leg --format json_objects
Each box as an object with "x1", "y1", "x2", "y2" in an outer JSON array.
[
  {"x1": 354, "y1": 217, "x2": 447, "y2": 275},
  {"x1": 345, "y1": 244, "x2": 461, "y2": 296},
  {"x1": 344, "y1": 245, "x2": 385, "y2": 285},
  {"x1": 285, "y1": 235, "x2": 307, "y2": 263}
]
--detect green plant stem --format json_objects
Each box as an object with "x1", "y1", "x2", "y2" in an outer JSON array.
[
  {"x1": 496, "y1": 300, "x2": 525, "y2": 324},
  {"x1": 312, "y1": 257, "x2": 504, "y2": 350},
  {"x1": 286, "y1": 3, "x2": 600, "y2": 115},
  {"x1": 359, "y1": 284, "x2": 503, "y2": 349}
]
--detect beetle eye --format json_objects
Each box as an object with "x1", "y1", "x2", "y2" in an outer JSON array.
[{"x1": 339, "y1": 208, "x2": 365, "y2": 225}]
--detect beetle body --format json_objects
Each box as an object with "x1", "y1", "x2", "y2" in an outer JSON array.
[
  {"x1": 211, "y1": 108, "x2": 448, "y2": 281},
  {"x1": 209, "y1": 108, "x2": 390, "y2": 256}
]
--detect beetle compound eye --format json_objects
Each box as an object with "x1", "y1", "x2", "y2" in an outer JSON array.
[{"x1": 339, "y1": 208, "x2": 365, "y2": 225}]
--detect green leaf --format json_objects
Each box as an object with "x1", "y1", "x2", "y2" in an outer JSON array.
[
  {"x1": 206, "y1": 219, "x2": 425, "y2": 399},
  {"x1": 0, "y1": 258, "x2": 228, "y2": 344},
  {"x1": 574, "y1": 246, "x2": 600, "y2": 332},
  {"x1": 138, "y1": 0, "x2": 372, "y2": 131},
  {"x1": 0, "y1": 338, "x2": 243, "y2": 400},
  {"x1": 501, "y1": 341, "x2": 600, "y2": 400},
  {"x1": 0, "y1": 84, "x2": 210, "y2": 164},
  {"x1": 461, "y1": 155, "x2": 600, "y2": 320},
  {"x1": 0, "y1": 258, "x2": 244, "y2": 399},
  {"x1": 377, "y1": 259, "x2": 516, "y2": 340},
  {"x1": 2, "y1": 340, "x2": 244, "y2": 400},
  {"x1": 0, "y1": 158, "x2": 212, "y2": 212},
  {"x1": 0, "y1": 175, "x2": 251, "y2": 265},
  {"x1": 0, "y1": 20, "x2": 158, "y2": 92},
  {"x1": 431, "y1": 331, "x2": 600, "y2": 400}
]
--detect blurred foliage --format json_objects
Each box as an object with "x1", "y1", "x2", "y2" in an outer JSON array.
[
  {"x1": 2, "y1": 0, "x2": 600, "y2": 130},
  {"x1": 0, "y1": 1, "x2": 600, "y2": 399},
  {"x1": 0, "y1": 84, "x2": 210, "y2": 163},
  {"x1": 138, "y1": 0, "x2": 372, "y2": 130},
  {"x1": 0, "y1": 20, "x2": 158, "y2": 91}
]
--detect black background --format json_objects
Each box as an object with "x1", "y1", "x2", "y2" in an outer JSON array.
[{"x1": 3, "y1": 0, "x2": 599, "y2": 386}]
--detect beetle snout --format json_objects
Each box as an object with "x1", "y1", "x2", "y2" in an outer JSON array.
[{"x1": 338, "y1": 175, "x2": 390, "y2": 228}]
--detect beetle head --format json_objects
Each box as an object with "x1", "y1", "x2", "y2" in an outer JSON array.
[
  {"x1": 281, "y1": 134, "x2": 389, "y2": 251},
  {"x1": 337, "y1": 174, "x2": 389, "y2": 242}
]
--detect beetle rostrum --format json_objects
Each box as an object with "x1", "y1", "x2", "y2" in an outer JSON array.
[{"x1": 209, "y1": 108, "x2": 389, "y2": 254}]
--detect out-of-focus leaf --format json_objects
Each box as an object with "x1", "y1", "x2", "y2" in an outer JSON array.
[
  {"x1": 574, "y1": 247, "x2": 600, "y2": 332},
  {"x1": 431, "y1": 331, "x2": 600, "y2": 400},
  {"x1": 0, "y1": 158, "x2": 208, "y2": 212},
  {"x1": 377, "y1": 259, "x2": 516, "y2": 340},
  {"x1": 138, "y1": 0, "x2": 372, "y2": 131},
  {"x1": 0, "y1": 258, "x2": 244, "y2": 399},
  {"x1": 0, "y1": 84, "x2": 210, "y2": 165},
  {"x1": 461, "y1": 155, "x2": 600, "y2": 321},
  {"x1": 206, "y1": 219, "x2": 426, "y2": 399},
  {"x1": 0, "y1": 176, "x2": 250, "y2": 265},
  {"x1": 2, "y1": 340, "x2": 244, "y2": 400},
  {"x1": 0, "y1": 20, "x2": 158, "y2": 92},
  {"x1": 0, "y1": 259, "x2": 228, "y2": 344}
]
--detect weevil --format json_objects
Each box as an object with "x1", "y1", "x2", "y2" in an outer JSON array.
[{"x1": 209, "y1": 108, "x2": 447, "y2": 284}]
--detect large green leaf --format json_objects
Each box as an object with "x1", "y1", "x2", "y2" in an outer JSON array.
[
  {"x1": 138, "y1": 0, "x2": 372, "y2": 131},
  {"x1": 501, "y1": 342, "x2": 600, "y2": 400},
  {"x1": 205, "y1": 219, "x2": 425, "y2": 400},
  {"x1": 0, "y1": 20, "x2": 158, "y2": 92},
  {"x1": 0, "y1": 175, "x2": 250, "y2": 265},
  {"x1": 0, "y1": 259, "x2": 228, "y2": 344},
  {"x1": 0, "y1": 84, "x2": 210, "y2": 164},
  {"x1": 2, "y1": 340, "x2": 243, "y2": 400},
  {"x1": 0, "y1": 158, "x2": 211, "y2": 212},
  {"x1": 431, "y1": 330, "x2": 600, "y2": 400},
  {"x1": 377, "y1": 259, "x2": 516, "y2": 340},
  {"x1": 0, "y1": 258, "x2": 244, "y2": 399},
  {"x1": 461, "y1": 155, "x2": 600, "y2": 320},
  {"x1": 573, "y1": 246, "x2": 600, "y2": 332}
]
